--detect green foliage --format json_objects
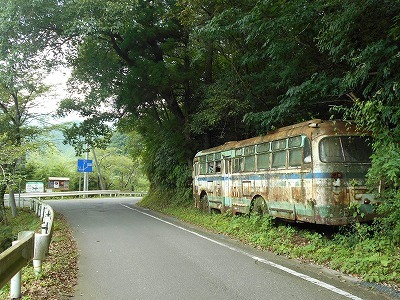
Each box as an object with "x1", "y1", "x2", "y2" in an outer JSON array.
[
  {"x1": 61, "y1": 120, "x2": 113, "y2": 156},
  {"x1": 0, "y1": 208, "x2": 41, "y2": 252},
  {"x1": 24, "y1": 129, "x2": 149, "y2": 192},
  {"x1": 25, "y1": 147, "x2": 78, "y2": 190}
]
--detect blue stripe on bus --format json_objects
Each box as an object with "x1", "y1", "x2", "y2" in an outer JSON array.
[{"x1": 196, "y1": 172, "x2": 365, "y2": 181}]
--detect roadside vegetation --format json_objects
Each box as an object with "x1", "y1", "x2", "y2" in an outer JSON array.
[
  {"x1": 0, "y1": 210, "x2": 78, "y2": 300},
  {"x1": 0, "y1": 209, "x2": 41, "y2": 253},
  {"x1": 140, "y1": 194, "x2": 400, "y2": 290}
]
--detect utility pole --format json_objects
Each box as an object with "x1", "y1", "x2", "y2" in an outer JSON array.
[{"x1": 91, "y1": 147, "x2": 105, "y2": 190}]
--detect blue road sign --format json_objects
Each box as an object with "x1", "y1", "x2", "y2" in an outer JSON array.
[{"x1": 78, "y1": 159, "x2": 93, "y2": 172}]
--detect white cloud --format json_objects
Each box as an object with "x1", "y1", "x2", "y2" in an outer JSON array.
[{"x1": 33, "y1": 67, "x2": 84, "y2": 124}]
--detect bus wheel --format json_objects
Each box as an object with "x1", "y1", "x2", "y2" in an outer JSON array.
[
  {"x1": 250, "y1": 197, "x2": 267, "y2": 217},
  {"x1": 200, "y1": 193, "x2": 209, "y2": 212}
]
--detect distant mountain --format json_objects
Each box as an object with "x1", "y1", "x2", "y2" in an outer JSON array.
[{"x1": 49, "y1": 130, "x2": 76, "y2": 158}]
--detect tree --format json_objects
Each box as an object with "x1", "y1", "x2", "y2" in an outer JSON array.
[
  {"x1": 316, "y1": 0, "x2": 400, "y2": 243},
  {"x1": 0, "y1": 64, "x2": 52, "y2": 221},
  {"x1": 0, "y1": 0, "x2": 65, "y2": 222}
]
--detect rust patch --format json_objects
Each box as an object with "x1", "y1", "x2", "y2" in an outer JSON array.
[
  {"x1": 291, "y1": 187, "x2": 305, "y2": 202},
  {"x1": 268, "y1": 187, "x2": 285, "y2": 201}
]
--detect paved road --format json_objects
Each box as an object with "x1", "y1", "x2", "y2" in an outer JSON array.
[{"x1": 47, "y1": 197, "x2": 389, "y2": 300}]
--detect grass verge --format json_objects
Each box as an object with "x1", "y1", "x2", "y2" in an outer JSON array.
[
  {"x1": 0, "y1": 211, "x2": 78, "y2": 300},
  {"x1": 0, "y1": 208, "x2": 42, "y2": 252}
]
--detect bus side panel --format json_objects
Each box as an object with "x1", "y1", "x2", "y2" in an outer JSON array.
[
  {"x1": 292, "y1": 173, "x2": 315, "y2": 223},
  {"x1": 266, "y1": 172, "x2": 296, "y2": 220},
  {"x1": 207, "y1": 177, "x2": 224, "y2": 211},
  {"x1": 231, "y1": 174, "x2": 251, "y2": 214}
]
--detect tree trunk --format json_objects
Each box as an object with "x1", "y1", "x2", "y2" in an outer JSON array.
[
  {"x1": 0, "y1": 184, "x2": 8, "y2": 225},
  {"x1": 9, "y1": 188, "x2": 18, "y2": 218}
]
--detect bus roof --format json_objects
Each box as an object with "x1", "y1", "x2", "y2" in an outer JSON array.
[{"x1": 194, "y1": 119, "x2": 365, "y2": 158}]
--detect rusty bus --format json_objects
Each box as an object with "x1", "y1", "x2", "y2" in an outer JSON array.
[{"x1": 192, "y1": 119, "x2": 378, "y2": 225}]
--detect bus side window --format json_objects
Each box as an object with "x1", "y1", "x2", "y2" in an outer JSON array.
[
  {"x1": 257, "y1": 153, "x2": 270, "y2": 170},
  {"x1": 289, "y1": 148, "x2": 302, "y2": 167},
  {"x1": 215, "y1": 160, "x2": 221, "y2": 173},
  {"x1": 303, "y1": 138, "x2": 311, "y2": 164},
  {"x1": 207, "y1": 162, "x2": 214, "y2": 173},
  {"x1": 244, "y1": 155, "x2": 255, "y2": 171},
  {"x1": 256, "y1": 142, "x2": 270, "y2": 170},
  {"x1": 224, "y1": 159, "x2": 230, "y2": 174},
  {"x1": 272, "y1": 150, "x2": 286, "y2": 168},
  {"x1": 200, "y1": 156, "x2": 207, "y2": 174},
  {"x1": 233, "y1": 158, "x2": 242, "y2": 173}
]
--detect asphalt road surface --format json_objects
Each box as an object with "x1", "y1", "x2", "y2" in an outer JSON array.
[{"x1": 47, "y1": 197, "x2": 391, "y2": 300}]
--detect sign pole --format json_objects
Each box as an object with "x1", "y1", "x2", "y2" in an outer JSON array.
[
  {"x1": 83, "y1": 144, "x2": 89, "y2": 191},
  {"x1": 77, "y1": 155, "x2": 93, "y2": 192}
]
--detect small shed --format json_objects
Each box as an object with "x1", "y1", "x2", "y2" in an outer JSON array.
[{"x1": 48, "y1": 177, "x2": 70, "y2": 191}]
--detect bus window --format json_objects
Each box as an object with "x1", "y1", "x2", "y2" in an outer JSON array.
[
  {"x1": 289, "y1": 148, "x2": 302, "y2": 167},
  {"x1": 257, "y1": 153, "x2": 270, "y2": 170},
  {"x1": 235, "y1": 148, "x2": 242, "y2": 156},
  {"x1": 272, "y1": 150, "x2": 286, "y2": 168},
  {"x1": 244, "y1": 155, "x2": 255, "y2": 171},
  {"x1": 224, "y1": 159, "x2": 230, "y2": 174},
  {"x1": 288, "y1": 136, "x2": 302, "y2": 148},
  {"x1": 215, "y1": 160, "x2": 222, "y2": 173},
  {"x1": 200, "y1": 156, "x2": 207, "y2": 174},
  {"x1": 244, "y1": 145, "x2": 255, "y2": 155},
  {"x1": 319, "y1": 136, "x2": 372, "y2": 163},
  {"x1": 272, "y1": 139, "x2": 286, "y2": 150},
  {"x1": 257, "y1": 142, "x2": 270, "y2": 153},
  {"x1": 233, "y1": 158, "x2": 243, "y2": 173},
  {"x1": 207, "y1": 161, "x2": 214, "y2": 173},
  {"x1": 303, "y1": 137, "x2": 311, "y2": 163}
]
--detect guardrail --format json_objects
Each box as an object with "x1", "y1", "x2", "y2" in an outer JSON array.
[
  {"x1": 0, "y1": 199, "x2": 54, "y2": 298},
  {"x1": 4, "y1": 190, "x2": 147, "y2": 201},
  {"x1": 0, "y1": 232, "x2": 34, "y2": 288}
]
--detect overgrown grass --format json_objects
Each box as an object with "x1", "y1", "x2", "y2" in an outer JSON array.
[
  {"x1": 0, "y1": 211, "x2": 78, "y2": 300},
  {"x1": 140, "y1": 196, "x2": 400, "y2": 288},
  {"x1": 0, "y1": 208, "x2": 41, "y2": 252}
]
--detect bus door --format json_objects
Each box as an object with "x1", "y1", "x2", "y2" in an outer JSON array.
[{"x1": 222, "y1": 157, "x2": 232, "y2": 211}]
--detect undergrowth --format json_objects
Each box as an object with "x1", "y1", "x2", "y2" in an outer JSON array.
[
  {"x1": 140, "y1": 197, "x2": 400, "y2": 287},
  {"x1": 0, "y1": 208, "x2": 41, "y2": 252}
]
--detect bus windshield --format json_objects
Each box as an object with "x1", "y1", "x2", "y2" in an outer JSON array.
[{"x1": 319, "y1": 136, "x2": 372, "y2": 163}]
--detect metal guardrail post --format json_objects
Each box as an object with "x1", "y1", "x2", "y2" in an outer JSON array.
[{"x1": 10, "y1": 241, "x2": 21, "y2": 299}]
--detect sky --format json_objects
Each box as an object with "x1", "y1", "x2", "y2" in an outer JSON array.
[{"x1": 33, "y1": 67, "x2": 83, "y2": 125}]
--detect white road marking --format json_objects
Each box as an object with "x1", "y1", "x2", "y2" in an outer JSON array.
[{"x1": 121, "y1": 204, "x2": 363, "y2": 300}]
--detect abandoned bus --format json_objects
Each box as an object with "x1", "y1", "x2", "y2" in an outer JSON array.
[{"x1": 192, "y1": 119, "x2": 377, "y2": 225}]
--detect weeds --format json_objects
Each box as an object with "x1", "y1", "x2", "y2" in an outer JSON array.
[{"x1": 0, "y1": 208, "x2": 41, "y2": 252}]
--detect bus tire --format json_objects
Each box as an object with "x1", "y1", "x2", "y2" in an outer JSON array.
[{"x1": 250, "y1": 196, "x2": 267, "y2": 217}]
